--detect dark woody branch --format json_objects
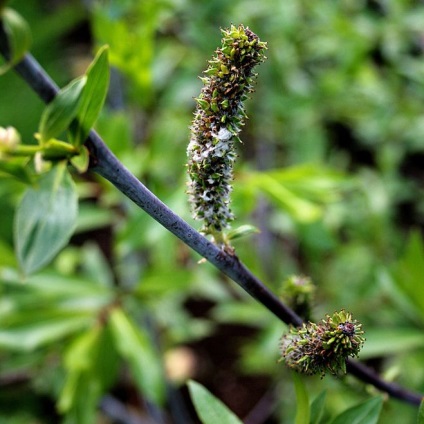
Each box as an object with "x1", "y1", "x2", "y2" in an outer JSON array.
[{"x1": 0, "y1": 22, "x2": 422, "y2": 407}]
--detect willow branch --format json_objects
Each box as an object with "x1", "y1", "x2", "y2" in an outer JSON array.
[{"x1": 0, "y1": 23, "x2": 422, "y2": 406}]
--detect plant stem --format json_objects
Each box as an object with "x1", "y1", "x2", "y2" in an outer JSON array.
[
  {"x1": 87, "y1": 127, "x2": 304, "y2": 328},
  {"x1": 0, "y1": 22, "x2": 422, "y2": 407}
]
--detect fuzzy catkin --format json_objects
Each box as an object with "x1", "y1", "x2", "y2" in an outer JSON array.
[
  {"x1": 280, "y1": 310, "x2": 365, "y2": 377},
  {"x1": 187, "y1": 25, "x2": 267, "y2": 241}
]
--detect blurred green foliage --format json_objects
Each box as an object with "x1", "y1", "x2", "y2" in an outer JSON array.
[{"x1": 0, "y1": 0, "x2": 424, "y2": 422}]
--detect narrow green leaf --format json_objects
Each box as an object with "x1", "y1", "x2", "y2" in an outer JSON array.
[
  {"x1": 418, "y1": 398, "x2": 424, "y2": 424},
  {"x1": 109, "y1": 308, "x2": 165, "y2": 405},
  {"x1": 266, "y1": 165, "x2": 346, "y2": 203},
  {"x1": 293, "y1": 372, "x2": 310, "y2": 424},
  {"x1": 310, "y1": 391, "x2": 326, "y2": 424},
  {"x1": 248, "y1": 173, "x2": 322, "y2": 222},
  {"x1": 360, "y1": 327, "x2": 424, "y2": 359},
  {"x1": 58, "y1": 325, "x2": 118, "y2": 424},
  {"x1": 70, "y1": 45, "x2": 110, "y2": 146},
  {"x1": 80, "y1": 242, "x2": 114, "y2": 287},
  {"x1": 211, "y1": 302, "x2": 269, "y2": 326},
  {"x1": 39, "y1": 76, "x2": 86, "y2": 143},
  {"x1": 0, "y1": 8, "x2": 31, "y2": 75},
  {"x1": 14, "y1": 162, "x2": 78, "y2": 274},
  {"x1": 0, "y1": 315, "x2": 89, "y2": 351},
  {"x1": 227, "y1": 224, "x2": 260, "y2": 241},
  {"x1": 0, "y1": 267, "x2": 113, "y2": 295},
  {"x1": 75, "y1": 203, "x2": 115, "y2": 233},
  {"x1": 188, "y1": 380, "x2": 243, "y2": 424},
  {"x1": 329, "y1": 397, "x2": 383, "y2": 424},
  {"x1": 391, "y1": 231, "x2": 424, "y2": 320},
  {"x1": 58, "y1": 327, "x2": 101, "y2": 412}
]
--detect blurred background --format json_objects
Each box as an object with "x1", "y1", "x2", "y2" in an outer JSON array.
[{"x1": 0, "y1": 0, "x2": 424, "y2": 422}]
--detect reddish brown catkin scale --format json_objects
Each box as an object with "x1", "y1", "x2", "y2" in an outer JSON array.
[{"x1": 187, "y1": 25, "x2": 267, "y2": 247}]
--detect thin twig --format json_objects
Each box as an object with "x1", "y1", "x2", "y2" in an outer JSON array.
[{"x1": 0, "y1": 22, "x2": 422, "y2": 407}]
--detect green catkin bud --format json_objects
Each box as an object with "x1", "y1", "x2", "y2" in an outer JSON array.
[
  {"x1": 279, "y1": 310, "x2": 365, "y2": 377},
  {"x1": 279, "y1": 275, "x2": 316, "y2": 321},
  {"x1": 187, "y1": 24, "x2": 267, "y2": 246}
]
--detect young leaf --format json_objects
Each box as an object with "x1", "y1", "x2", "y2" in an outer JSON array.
[
  {"x1": 14, "y1": 161, "x2": 78, "y2": 275},
  {"x1": 70, "y1": 45, "x2": 109, "y2": 146},
  {"x1": 226, "y1": 225, "x2": 260, "y2": 241},
  {"x1": 38, "y1": 76, "x2": 86, "y2": 143},
  {"x1": 329, "y1": 397, "x2": 383, "y2": 424},
  {"x1": 108, "y1": 307, "x2": 165, "y2": 405},
  {"x1": 0, "y1": 8, "x2": 31, "y2": 75},
  {"x1": 188, "y1": 380, "x2": 243, "y2": 424},
  {"x1": 310, "y1": 391, "x2": 326, "y2": 424},
  {"x1": 292, "y1": 372, "x2": 310, "y2": 424}
]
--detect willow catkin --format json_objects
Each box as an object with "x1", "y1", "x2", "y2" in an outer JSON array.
[
  {"x1": 187, "y1": 25, "x2": 267, "y2": 245},
  {"x1": 280, "y1": 310, "x2": 365, "y2": 377}
]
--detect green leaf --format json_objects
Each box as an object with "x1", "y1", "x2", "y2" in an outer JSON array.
[
  {"x1": 109, "y1": 307, "x2": 165, "y2": 405},
  {"x1": 0, "y1": 315, "x2": 89, "y2": 351},
  {"x1": 75, "y1": 203, "x2": 115, "y2": 233},
  {"x1": 70, "y1": 45, "x2": 110, "y2": 146},
  {"x1": 310, "y1": 391, "x2": 326, "y2": 424},
  {"x1": 293, "y1": 372, "x2": 310, "y2": 424},
  {"x1": 245, "y1": 172, "x2": 322, "y2": 223},
  {"x1": 0, "y1": 267, "x2": 111, "y2": 354},
  {"x1": 240, "y1": 165, "x2": 348, "y2": 223},
  {"x1": 92, "y1": 5, "x2": 154, "y2": 106},
  {"x1": 329, "y1": 397, "x2": 383, "y2": 424},
  {"x1": 58, "y1": 325, "x2": 119, "y2": 424},
  {"x1": 188, "y1": 380, "x2": 243, "y2": 424},
  {"x1": 0, "y1": 239, "x2": 16, "y2": 267},
  {"x1": 360, "y1": 327, "x2": 424, "y2": 359},
  {"x1": 0, "y1": 268, "x2": 112, "y2": 352},
  {"x1": 391, "y1": 231, "x2": 424, "y2": 321},
  {"x1": 79, "y1": 242, "x2": 114, "y2": 287},
  {"x1": 0, "y1": 8, "x2": 31, "y2": 75},
  {"x1": 227, "y1": 224, "x2": 260, "y2": 241},
  {"x1": 0, "y1": 158, "x2": 32, "y2": 183},
  {"x1": 266, "y1": 165, "x2": 347, "y2": 203},
  {"x1": 211, "y1": 302, "x2": 269, "y2": 327},
  {"x1": 38, "y1": 76, "x2": 86, "y2": 143},
  {"x1": 418, "y1": 398, "x2": 424, "y2": 424},
  {"x1": 58, "y1": 328, "x2": 100, "y2": 418},
  {"x1": 14, "y1": 162, "x2": 78, "y2": 275},
  {"x1": 0, "y1": 267, "x2": 113, "y2": 295}
]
